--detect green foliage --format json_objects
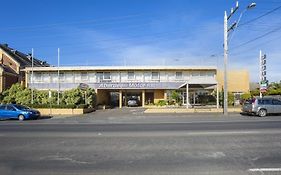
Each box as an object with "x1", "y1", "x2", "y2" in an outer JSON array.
[
  {"x1": 157, "y1": 100, "x2": 167, "y2": 106},
  {"x1": 34, "y1": 90, "x2": 49, "y2": 105},
  {"x1": 250, "y1": 89, "x2": 260, "y2": 96},
  {"x1": 30, "y1": 104, "x2": 76, "y2": 109},
  {"x1": 219, "y1": 91, "x2": 235, "y2": 106},
  {"x1": 250, "y1": 81, "x2": 281, "y2": 96},
  {"x1": 197, "y1": 95, "x2": 216, "y2": 105},
  {"x1": 265, "y1": 89, "x2": 281, "y2": 95},
  {"x1": 241, "y1": 93, "x2": 251, "y2": 100},
  {"x1": 228, "y1": 92, "x2": 234, "y2": 106},
  {"x1": 171, "y1": 90, "x2": 181, "y2": 103},
  {"x1": 1, "y1": 83, "x2": 31, "y2": 105},
  {"x1": 61, "y1": 88, "x2": 83, "y2": 105},
  {"x1": 0, "y1": 84, "x2": 96, "y2": 109},
  {"x1": 85, "y1": 88, "x2": 96, "y2": 107}
]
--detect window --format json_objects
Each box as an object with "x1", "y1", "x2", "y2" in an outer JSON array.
[
  {"x1": 103, "y1": 72, "x2": 111, "y2": 80},
  {"x1": 206, "y1": 72, "x2": 214, "y2": 77},
  {"x1": 81, "y1": 72, "x2": 88, "y2": 81},
  {"x1": 34, "y1": 73, "x2": 42, "y2": 82},
  {"x1": 96, "y1": 72, "x2": 111, "y2": 82},
  {"x1": 259, "y1": 99, "x2": 272, "y2": 105},
  {"x1": 192, "y1": 72, "x2": 200, "y2": 77},
  {"x1": 152, "y1": 72, "x2": 159, "y2": 80},
  {"x1": 59, "y1": 73, "x2": 65, "y2": 81},
  {"x1": 272, "y1": 99, "x2": 281, "y2": 105},
  {"x1": 128, "y1": 71, "x2": 135, "y2": 80},
  {"x1": 6, "y1": 105, "x2": 15, "y2": 111},
  {"x1": 0, "y1": 105, "x2": 6, "y2": 110},
  {"x1": 50, "y1": 73, "x2": 58, "y2": 83},
  {"x1": 200, "y1": 72, "x2": 206, "y2": 77},
  {"x1": 96, "y1": 72, "x2": 103, "y2": 82},
  {"x1": 176, "y1": 72, "x2": 182, "y2": 79}
]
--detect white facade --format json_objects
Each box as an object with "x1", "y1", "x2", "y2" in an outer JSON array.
[
  {"x1": 28, "y1": 68, "x2": 216, "y2": 87},
  {"x1": 25, "y1": 66, "x2": 219, "y2": 108}
]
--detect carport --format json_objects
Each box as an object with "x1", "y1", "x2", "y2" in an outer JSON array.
[{"x1": 178, "y1": 79, "x2": 219, "y2": 109}]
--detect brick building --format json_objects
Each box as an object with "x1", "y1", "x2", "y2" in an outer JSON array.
[{"x1": 0, "y1": 44, "x2": 49, "y2": 92}]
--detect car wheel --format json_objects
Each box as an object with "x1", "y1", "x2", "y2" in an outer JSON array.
[
  {"x1": 258, "y1": 109, "x2": 267, "y2": 117},
  {"x1": 18, "y1": 114, "x2": 25, "y2": 121}
]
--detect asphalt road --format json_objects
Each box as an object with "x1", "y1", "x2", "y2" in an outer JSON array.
[{"x1": 1, "y1": 112, "x2": 281, "y2": 175}]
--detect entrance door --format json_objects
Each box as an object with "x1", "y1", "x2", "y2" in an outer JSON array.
[
  {"x1": 182, "y1": 92, "x2": 192, "y2": 106},
  {"x1": 145, "y1": 92, "x2": 154, "y2": 105},
  {"x1": 182, "y1": 92, "x2": 187, "y2": 105}
]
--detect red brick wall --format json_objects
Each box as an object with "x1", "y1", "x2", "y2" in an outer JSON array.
[
  {"x1": 2, "y1": 54, "x2": 18, "y2": 72},
  {"x1": 3, "y1": 74, "x2": 19, "y2": 91}
]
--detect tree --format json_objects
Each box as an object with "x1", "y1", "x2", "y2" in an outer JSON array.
[
  {"x1": 2, "y1": 83, "x2": 31, "y2": 105},
  {"x1": 241, "y1": 93, "x2": 251, "y2": 100},
  {"x1": 61, "y1": 88, "x2": 83, "y2": 105},
  {"x1": 1, "y1": 84, "x2": 96, "y2": 108},
  {"x1": 171, "y1": 90, "x2": 181, "y2": 104},
  {"x1": 85, "y1": 88, "x2": 96, "y2": 107},
  {"x1": 219, "y1": 91, "x2": 235, "y2": 106}
]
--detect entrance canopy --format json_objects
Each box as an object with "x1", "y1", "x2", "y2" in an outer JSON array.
[{"x1": 178, "y1": 78, "x2": 217, "y2": 89}]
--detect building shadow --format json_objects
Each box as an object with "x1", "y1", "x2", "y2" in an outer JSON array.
[{"x1": 37, "y1": 115, "x2": 53, "y2": 120}]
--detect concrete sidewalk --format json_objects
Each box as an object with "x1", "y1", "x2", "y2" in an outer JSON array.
[{"x1": 144, "y1": 107, "x2": 241, "y2": 113}]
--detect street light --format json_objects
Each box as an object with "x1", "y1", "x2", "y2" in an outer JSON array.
[{"x1": 223, "y1": 1, "x2": 256, "y2": 115}]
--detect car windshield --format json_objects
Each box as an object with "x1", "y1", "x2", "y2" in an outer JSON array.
[{"x1": 14, "y1": 105, "x2": 30, "y2": 110}]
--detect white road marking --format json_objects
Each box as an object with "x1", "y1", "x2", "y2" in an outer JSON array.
[{"x1": 248, "y1": 168, "x2": 281, "y2": 172}]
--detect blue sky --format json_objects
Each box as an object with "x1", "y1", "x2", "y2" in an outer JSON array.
[{"x1": 1, "y1": 0, "x2": 281, "y2": 82}]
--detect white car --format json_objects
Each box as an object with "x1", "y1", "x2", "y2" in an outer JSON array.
[{"x1": 127, "y1": 99, "x2": 139, "y2": 107}]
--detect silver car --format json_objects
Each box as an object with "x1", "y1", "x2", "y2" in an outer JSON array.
[
  {"x1": 127, "y1": 99, "x2": 139, "y2": 107},
  {"x1": 242, "y1": 97, "x2": 281, "y2": 117}
]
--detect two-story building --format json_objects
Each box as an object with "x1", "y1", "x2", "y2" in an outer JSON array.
[
  {"x1": 0, "y1": 44, "x2": 49, "y2": 92},
  {"x1": 24, "y1": 66, "x2": 219, "y2": 108}
]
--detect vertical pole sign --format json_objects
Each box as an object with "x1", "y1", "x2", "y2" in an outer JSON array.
[{"x1": 260, "y1": 50, "x2": 267, "y2": 97}]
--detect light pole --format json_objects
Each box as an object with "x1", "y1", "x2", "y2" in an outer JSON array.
[
  {"x1": 223, "y1": 1, "x2": 256, "y2": 115},
  {"x1": 31, "y1": 48, "x2": 34, "y2": 105},
  {"x1": 57, "y1": 48, "x2": 60, "y2": 105}
]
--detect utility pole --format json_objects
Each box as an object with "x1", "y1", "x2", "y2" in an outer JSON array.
[
  {"x1": 223, "y1": 1, "x2": 239, "y2": 115},
  {"x1": 57, "y1": 48, "x2": 60, "y2": 105},
  {"x1": 223, "y1": 11, "x2": 229, "y2": 115},
  {"x1": 259, "y1": 50, "x2": 262, "y2": 98},
  {"x1": 31, "y1": 48, "x2": 34, "y2": 105},
  {"x1": 223, "y1": 1, "x2": 256, "y2": 115}
]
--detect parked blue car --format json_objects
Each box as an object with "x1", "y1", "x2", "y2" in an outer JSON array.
[{"x1": 0, "y1": 104, "x2": 40, "y2": 121}]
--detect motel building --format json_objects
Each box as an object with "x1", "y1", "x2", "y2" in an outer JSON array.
[{"x1": 24, "y1": 66, "x2": 230, "y2": 108}]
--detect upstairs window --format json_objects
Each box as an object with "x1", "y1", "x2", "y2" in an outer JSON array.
[
  {"x1": 152, "y1": 72, "x2": 159, "y2": 80},
  {"x1": 128, "y1": 71, "x2": 135, "y2": 80},
  {"x1": 34, "y1": 73, "x2": 42, "y2": 82},
  {"x1": 103, "y1": 72, "x2": 111, "y2": 80},
  {"x1": 81, "y1": 72, "x2": 88, "y2": 81},
  {"x1": 176, "y1": 72, "x2": 182, "y2": 79},
  {"x1": 59, "y1": 73, "x2": 65, "y2": 81}
]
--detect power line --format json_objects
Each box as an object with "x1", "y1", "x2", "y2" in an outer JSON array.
[
  {"x1": 230, "y1": 33, "x2": 281, "y2": 56},
  {"x1": 232, "y1": 25, "x2": 281, "y2": 49},
  {"x1": 238, "y1": 5, "x2": 281, "y2": 27}
]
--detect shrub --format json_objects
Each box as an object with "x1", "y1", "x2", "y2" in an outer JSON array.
[
  {"x1": 157, "y1": 100, "x2": 167, "y2": 106},
  {"x1": 0, "y1": 84, "x2": 96, "y2": 109},
  {"x1": 171, "y1": 90, "x2": 181, "y2": 103},
  {"x1": 29, "y1": 104, "x2": 76, "y2": 109}
]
